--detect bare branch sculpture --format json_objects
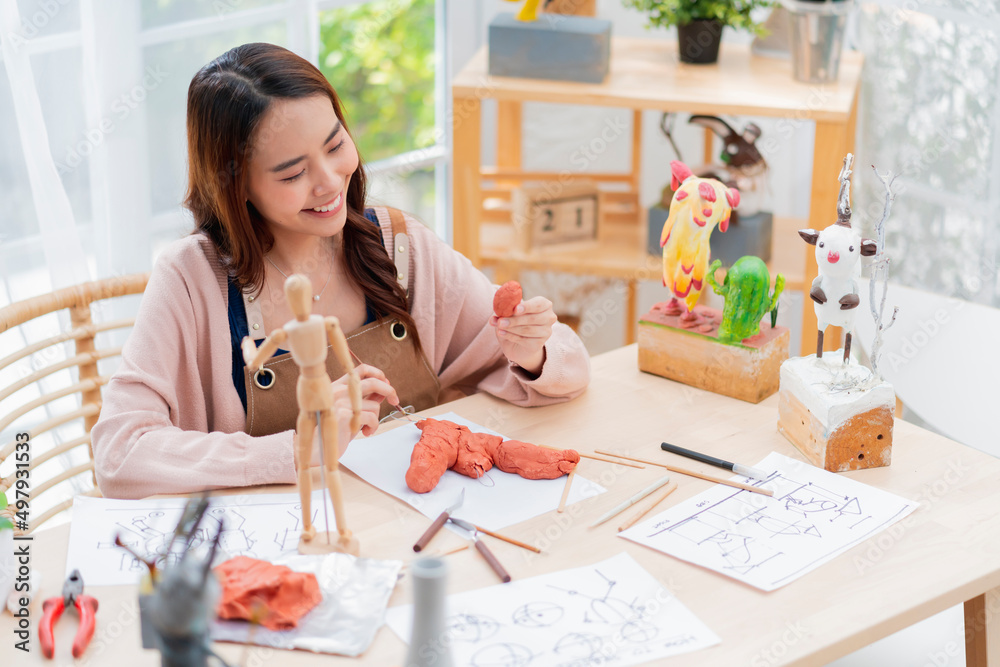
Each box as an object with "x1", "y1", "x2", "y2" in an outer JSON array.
[{"x1": 868, "y1": 165, "x2": 899, "y2": 380}]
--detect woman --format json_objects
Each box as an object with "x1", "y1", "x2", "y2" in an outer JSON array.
[{"x1": 92, "y1": 43, "x2": 590, "y2": 499}]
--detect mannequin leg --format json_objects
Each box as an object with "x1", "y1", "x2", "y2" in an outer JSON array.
[
  {"x1": 320, "y1": 410, "x2": 359, "y2": 555},
  {"x1": 295, "y1": 410, "x2": 317, "y2": 542},
  {"x1": 320, "y1": 411, "x2": 348, "y2": 534}
]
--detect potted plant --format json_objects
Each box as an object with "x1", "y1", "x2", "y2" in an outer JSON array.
[{"x1": 622, "y1": 0, "x2": 773, "y2": 64}]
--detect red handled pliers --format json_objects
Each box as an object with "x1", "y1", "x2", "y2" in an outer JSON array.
[{"x1": 39, "y1": 569, "x2": 99, "y2": 659}]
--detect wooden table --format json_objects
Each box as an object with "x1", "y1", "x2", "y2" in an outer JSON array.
[
  {"x1": 452, "y1": 37, "x2": 863, "y2": 353},
  {"x1": 8, "y1": 345, "x2": 1000, "y2": 665}
]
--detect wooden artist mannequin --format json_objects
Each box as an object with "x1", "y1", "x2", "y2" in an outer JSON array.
[{"x1": 242, "y1": 274, "x2": 362, "y2": 555}]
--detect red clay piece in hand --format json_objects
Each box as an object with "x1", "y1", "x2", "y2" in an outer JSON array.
[
  {"x1": 215, "y1": 556, "x2": 323, "y2": 630},
  {"x1": 493, "y1": 281, "x2": 522, "y2": 318},
  {"x1": 406, "y1": 418, "x2": 578, "y2": 492}
]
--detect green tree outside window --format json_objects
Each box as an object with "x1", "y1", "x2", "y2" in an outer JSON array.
[{"x1": 318, "y1": 0, "x2": 437, "y2": 164}]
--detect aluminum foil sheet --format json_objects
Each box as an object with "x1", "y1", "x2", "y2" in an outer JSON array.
[{"x1": 210, "y1": 552, "x2": 402, "y2": 656}]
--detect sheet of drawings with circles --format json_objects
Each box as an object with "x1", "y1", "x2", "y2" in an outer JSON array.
[
  {"x1": 386, "y1": 552, "x2": 721, "y2": 666},
  {"x1": 66, "y1": 492, "x2": 338, "y2": 586},
  {"x1": 620, "y1": 452, "x2": 919, "y2": 591}
]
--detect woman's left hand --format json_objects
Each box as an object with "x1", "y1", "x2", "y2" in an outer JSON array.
[{"x1": 489, "y1": 296, "x2": 557, "y2": 376}]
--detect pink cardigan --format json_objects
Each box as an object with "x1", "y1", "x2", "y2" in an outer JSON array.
[{"x1": 92, "y1": 208, "x2": 590, "y2": 499}]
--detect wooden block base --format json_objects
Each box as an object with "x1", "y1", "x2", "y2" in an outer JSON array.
[
  {"x1": 637, "y1": 303, "x2": 789, "y2": 403},
  {"x1": 298, "y1": 531, "x2": 360, "y2": 556},
  {"x1": 777, "y1": 354, "x2": 895, "y2": 472}
]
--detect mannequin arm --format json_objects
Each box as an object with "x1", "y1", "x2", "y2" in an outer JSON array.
[
  {"x1": 242, "y1": 329, "x2": 287, "y2": 371},
  {"x1": 325, "y1": 317, "x2": 361, "y2": 432}
]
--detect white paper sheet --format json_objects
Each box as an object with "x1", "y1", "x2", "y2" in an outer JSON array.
[
  {"x1": 620, "y1": 452, "x2": 919, "y2": 591},
  {"x1": 340, "y1": 411, "x2": 605, "y2": 531},
  {"x1": 67, "y1": 491, "x2": 341, "y2": 586},
  {"x1": 386, "y1": 552, "x2": 719, "y2": 666}
]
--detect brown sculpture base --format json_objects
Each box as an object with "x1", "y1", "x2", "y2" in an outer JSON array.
[
  {"x1": 298, "y1": 531, "x2": 360, "y2": 556},
  {"x1": 777, "y1": 354, "x2": 895, "y2": 472},
  {"x1": 637, "y1": 303, "x2": 789, "y2": 404}
]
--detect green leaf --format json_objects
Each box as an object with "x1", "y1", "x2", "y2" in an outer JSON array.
[
  {"x1": 0, "y1": 491, "x2": 6, "y2": 511},
  {"x1": 0, "y1": 517, "x2": 12, "y2": 532},
  {"x1": 622, "y1": 0, "x2": 773, "y2": 32}
]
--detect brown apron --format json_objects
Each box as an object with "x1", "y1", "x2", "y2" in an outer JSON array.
[{"x1": 242, "y1": 208, "x2": 440, "y2": 437}]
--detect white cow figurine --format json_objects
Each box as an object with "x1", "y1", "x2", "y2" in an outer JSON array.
[{"x1": 798, "y1": 221, "x2": 877, "y2": 363}]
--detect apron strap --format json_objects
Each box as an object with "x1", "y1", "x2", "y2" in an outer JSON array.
[{"x1": 385, "y1": 207, "x2": 410, "y2": 296}]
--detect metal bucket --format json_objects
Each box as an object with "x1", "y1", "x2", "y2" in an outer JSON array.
[{"x1": 781, "y1": 0, "x2": 853, "y2": 83}]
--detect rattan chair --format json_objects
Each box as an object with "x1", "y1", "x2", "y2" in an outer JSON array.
[{"x1": 0, "y1": 273, "x2": 149, "y2": 533}]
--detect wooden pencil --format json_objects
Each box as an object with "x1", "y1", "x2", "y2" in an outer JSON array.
[
  {"x1": 474, "y1": 526, "x2": 542, "y2": 553},
  {"x1": 557, "y1": 468, "x2": 576, "y2": 513},
  {"x1": 618, "y1": 482, "x2": 678, "y2": 532},
  {"x1": 594, "y1": 450, "x2": 774, "y2": 497}
]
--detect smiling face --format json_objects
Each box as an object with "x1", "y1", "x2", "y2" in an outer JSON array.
[{"x1": 246, "y1": 94, "x2": 360, "y2": 247}]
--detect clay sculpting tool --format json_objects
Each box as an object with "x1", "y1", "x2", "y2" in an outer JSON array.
[
  {"x1": 660, "y1": 442, "x2": 769, "y2": 479},
  {"x1": 449, "y1": 517, "x2": 511, "y2": 583},
  {"x1": 417, "y1": 544, "x2": 469, "y2": 560},
  {"x1": 413, "y1": 489, "x2": 464, "y2": 552},
  {"x1": 588, "y1": 475, "x2": 672, "y2": 528},
  {"x1": 594, "y1": 450, "x2": 774, "y2": 497},
  {"x1": 557, "y1": 467, "x2": 576, "y2": 513},
  {"x1": 349, "y1": 346, "x2": 415, "y2": 423},
  {"x1": 378, "y1": 404, "x2": 417, "y2": 425},
  {"x1": 537, "y1": 444, "x2": 645, "y2": 469},
  {"x1": 390, "y1": 402, "x2": 416, "y2": 423},
  {"x1": 618, "y1": 482, "x2": 679, "y2": 532}
]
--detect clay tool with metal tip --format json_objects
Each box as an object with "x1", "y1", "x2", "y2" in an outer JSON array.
[
  {"x1": 413, "y1": 488, "x2": 464, "y2": 552},
  {"x1": 350, "y1": 347, "x2": 415, "y2": 423},
  {"x1": 449, "y1": 517, "x2": 512, "y2": 583}
]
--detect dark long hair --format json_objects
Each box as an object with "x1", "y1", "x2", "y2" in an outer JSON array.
[{"x1": 184, "y1": 42, "x2": 420, "y2": 349}]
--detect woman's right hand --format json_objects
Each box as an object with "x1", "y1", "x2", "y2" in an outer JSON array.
[{"x1": 331, "y1": 364, "x2": 399, "y2": 445}]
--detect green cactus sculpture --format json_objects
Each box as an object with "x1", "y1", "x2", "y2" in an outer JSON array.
[{"x1": 706, "y1": 256, "x2": 784, "y2": 344}]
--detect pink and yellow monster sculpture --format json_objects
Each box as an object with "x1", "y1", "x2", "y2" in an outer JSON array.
[{"x1": 659, "y1": 160, "x2": 740, "y2": 322}]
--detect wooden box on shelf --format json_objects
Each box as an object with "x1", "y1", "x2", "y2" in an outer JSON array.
[
  {"x1": 777, "y1": 355, "x2": 895, "y2": 472},
  {"x1": 637, "y1": 303, "x2": 789, "y2": 404},
  {"x1": 488, "y1": 13, "x2": 612, "y2": 84}
]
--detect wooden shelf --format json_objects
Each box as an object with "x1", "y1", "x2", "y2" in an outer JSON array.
[
  {"x1": 454, "y1": 38, "x2": 862, "y2": 122},
  {"x1": 479, "y1": 216, "x2": 807, "y2": 291}
]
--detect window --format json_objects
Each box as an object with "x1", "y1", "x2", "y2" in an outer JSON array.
[{"x1": 0, "y1": 0, "x2": 450, "y2": 311}]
